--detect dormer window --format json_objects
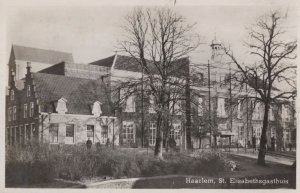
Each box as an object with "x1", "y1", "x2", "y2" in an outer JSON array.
[
  {"x1": 56, "y1": 98, "x2": 67, "y2": 114},
  {"x1": 27, "y1": 85, "x2": 31, "y2": 97},
  {"x1": 92, "y1": 101, "x2": 102, "y2": 116},
  {"x1": 125, "y1": 95, "x2": 135, "y2": 112},
  {"x1": 11, "y1": 90, "x2": 14, "y2": 100}
]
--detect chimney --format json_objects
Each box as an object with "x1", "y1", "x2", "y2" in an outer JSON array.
[{"x1": 26, "y1": 62, "x2": 31, "y2": 74}]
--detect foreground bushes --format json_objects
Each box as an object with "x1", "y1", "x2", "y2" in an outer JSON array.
[{"x1": 6, "y1": 144, "x2": 230, "y2": 186}]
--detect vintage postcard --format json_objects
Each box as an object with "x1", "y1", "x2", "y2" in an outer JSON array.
[{"x1": 1, "y1": 0, "x2": 298, "y2": 192}]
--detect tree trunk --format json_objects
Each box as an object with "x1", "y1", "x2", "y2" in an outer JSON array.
[
  {"x1": 154, "y1": 113, "x2": 163, "y2": 159},
  {"x1": 257, "y1": 102, "x2": 269, "y2": 165}
]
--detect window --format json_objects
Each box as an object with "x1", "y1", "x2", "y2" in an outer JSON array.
[
  {"x1": 20, "y1": 125, "x2": 25, "y2": 144},
  {"x1": 125, "y1": 95, "x2": 135, "y2": 112},
  {"x1": 237, "y1": 100, "x2": 242, "y2": 119},
  {"x1": 24, "y1": 104, "x2": 28, "y2": 118},
  {"x1": 16, "y1": 126, "x2": 20, "y2": 144},
  {"x1": 30, "y1": 102, "x2": 34, "y2": 117},
  {"x1": 149, "y1": 95, "x2": 155, "y2": 113},
  {"x1": 101, "y1": 125, "x2": 108, "y2": 142},
  {"x1": 11, "y1": 90, "x2": 14, "y2": 100},
  {"x1": 7, "y1": 127, "x2": 10, "y2": 145},
  {"x1": 198, "y1": 97, "x2": 203, "y2": 116},
  {"x1": 66, "y1": 124, "x2": 75, "y2": 144},
  {"x1": 27, "y1": 85, "x2": 31, "y2": 97},
  {"x1": 149, "y1": 122, "x2": 156, "y2": 146},
  {"x1": 217, "y1": 98, "x2": 226, "y2": 117},
  {"x1": 122, "y1": 122, "x2": 135, "y2": 143},
  {"x1": 174, "y1": 101, "x2": 181, "y2": 115},
  {"x1": 238, "y1": 126, "x2": 244, "y2": 140},
  {"x1": 49, "y1": 123, "x2": 59, "y2": 143},
  {"x1": 256, "y1": 127, "x2": 261, "y2": 138},
  {"x1": 31, "y1": 123, "x2": 35, "y2": 139},
  {"x1": 170, "y1": 100, "x2": 182, "y2": 115},
  {"x1": 252, "y1": 103, "x2": 262, "y2": 120},
  {"x1": 87, "y1": 125, "x2": 94, "y2": 143},
  {"x1": 170, "y1": 124, "x2": 181, "y2": 145},
  {"x1": 25, "y1": 124, "x2": 31, "y2": 142},
  {"x1": 282, "y1": 104, "x2": 291, "y2": 122},
  {"x1": 11, "y1": 127, "x2": 15, "y2": 145},
  {"x1": 13, "y1": 106, "x2": 16, "y2": 121},
  {"x1": 269, "y1": 106, "x2": 274, "y2": 121},
  {"x1": 8, "y1": 107, "x2": 12, "y2": 121}
]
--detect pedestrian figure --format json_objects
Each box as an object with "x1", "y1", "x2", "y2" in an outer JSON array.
[{"x1": 86, "y1": 138, "x2": 92, "y2": 149}]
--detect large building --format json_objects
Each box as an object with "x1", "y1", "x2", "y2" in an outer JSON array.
[{"x1": 5, "y1": 44, "x2": 296, "y2": 150}]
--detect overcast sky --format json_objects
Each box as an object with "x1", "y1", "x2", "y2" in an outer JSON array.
[{"x1": 4, "y1": 0, "x2": 298, "y2": 65}]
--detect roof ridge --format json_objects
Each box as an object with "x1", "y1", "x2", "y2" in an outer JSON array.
[
  {"x1": 33, "y1": 72, "x2": 101, "y2": 82},
  {"x1": 12, "y1": 44, "x2": 73, "y2": 54}
]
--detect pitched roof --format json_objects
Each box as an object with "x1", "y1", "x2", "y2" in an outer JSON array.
[
  {"x1": 12, "y1": 45, "x2": 74, "y2": 64},
  {"x1": 114, "y1": 55, "x2": 190, "y2": 77},
  {"x1": 32, "y1": 73, "x2": 113, "y2": 115},
  {"x1": 89, "y1": 55, "x2": 115, "y2": 67},
  {"x1": 38, "y1": 62, "x2": 66, "y2": 75}
]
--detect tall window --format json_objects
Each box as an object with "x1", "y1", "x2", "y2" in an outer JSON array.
[
  {"x1": 101, "y1": 125, "x2": 108, "y2": 142},
  {"x1": 31, "y1": 123, "x2": 35, "y2": 139},
  {"x1": 87, "y1": 125, "x2": 94, "y2": 143},
  {"x1": 269, "y1": 106, "x2": 274, "y2": 121},
  {"x1": 255, "y1": 127, "x2": 261, "y2": 138},
  {"x1": 198, "y1": 97, "x2": 203, "y2": 116},
  {"x1": 8, "y1": 107, "x2": 12, "y2": 121},
  {"x1": 7, "y1": 127, "x2": 10, "y2": 145},
  {"x1": 149, "y1": 122, "x2": 156, "y2": 146},
  {"x1": 282, "y1": 104, "x2": 291, "y2": 122},
  {"x1": 27, "y1": 85, "x2": 31, "y2": 97},
  {"x1": 66, "y1": 124, "x2": 75, "y2": 144},
  {"x1": 237, "y1": 100, "x2": 242, "y2": 119},
  {"x1": 16, "y1": 126, "x2": 20, "y2": 144},
  {"x1": 125, "y1": 95, "x2": 135, "y2": 112},
  {"x1": 13, "y1": 106, "x2": 16, "y2": 121},
  {"x1": 25, "y1": 124, "x2": 31, "y2": 142},
  {"x1": 49, "y1": 123, "x2": 59, "y2": 143},
  {"x1": 174, "y1": 101, "x2": 181, "y2": 115},
  {"x1": 30, "y1": 102, "x2": 34, "y2": 117},
  {"x1": 122, "y1": 122, "x2": 135, "y2": 143},
  {"x1": 217, "y1": 98, "x2": 226, "y2": 117},
  {"x1": 11, "y1": 127, "x2": 15, "y2": 145},
  {"x1": 149, "y1": 95, "x2": 155, "y2": 113},
  {"x1": 170, "y1": 124, "x2": 181, "y2": 145},
  {"x1": 252, "y1": 103, "x2": 259, "y2": 120},
  {"x1": 11, "y1": 90, "x2": 14, "y2": 100},
  {"x1": 21, "y1": 125, "x2": 25, "y2": 144},
  {"x1": 238, "y1": 126, "x2": 244, "y2": 140},
  {"x1": 24, "y1": 104, "x2": 28, "y2": 118}
]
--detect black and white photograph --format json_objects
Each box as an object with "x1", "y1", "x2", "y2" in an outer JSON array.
[{"x1": 1, "y1": 0, "x2": 298, "y2": 190}]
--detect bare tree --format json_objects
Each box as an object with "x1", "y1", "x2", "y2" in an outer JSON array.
[
  {"x1": 223, "y1": 11, "x2": 297, "y2": 165},
  {"x1": 117, "y1": 7, "x2": 200, "y2": 158}
]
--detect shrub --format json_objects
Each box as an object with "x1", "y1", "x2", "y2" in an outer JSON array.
[{"x1": 6, "y1": 144, "x2": 229, "y2": 186}]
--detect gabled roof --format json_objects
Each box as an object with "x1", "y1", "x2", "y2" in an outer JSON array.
[
  {"x1": 90, "y1": 54, "x2": 190, "y2": 77},
  {"x1": 114, "y1": 55, "x2": 190, "y2": 77},
  {"x1": 89, "y1": 55, "x2": 115, "y2": 67},
  {"x1": 32, "y1": 73, "x2": 113, "y2": 115},
  {"x1": 12, "y1": 45, "x2": 74, "y2": 64}
]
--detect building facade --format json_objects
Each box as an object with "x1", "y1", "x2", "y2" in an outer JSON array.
[{"x1": 5, "y1": 44, "x2": 296, "y2": 150}]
